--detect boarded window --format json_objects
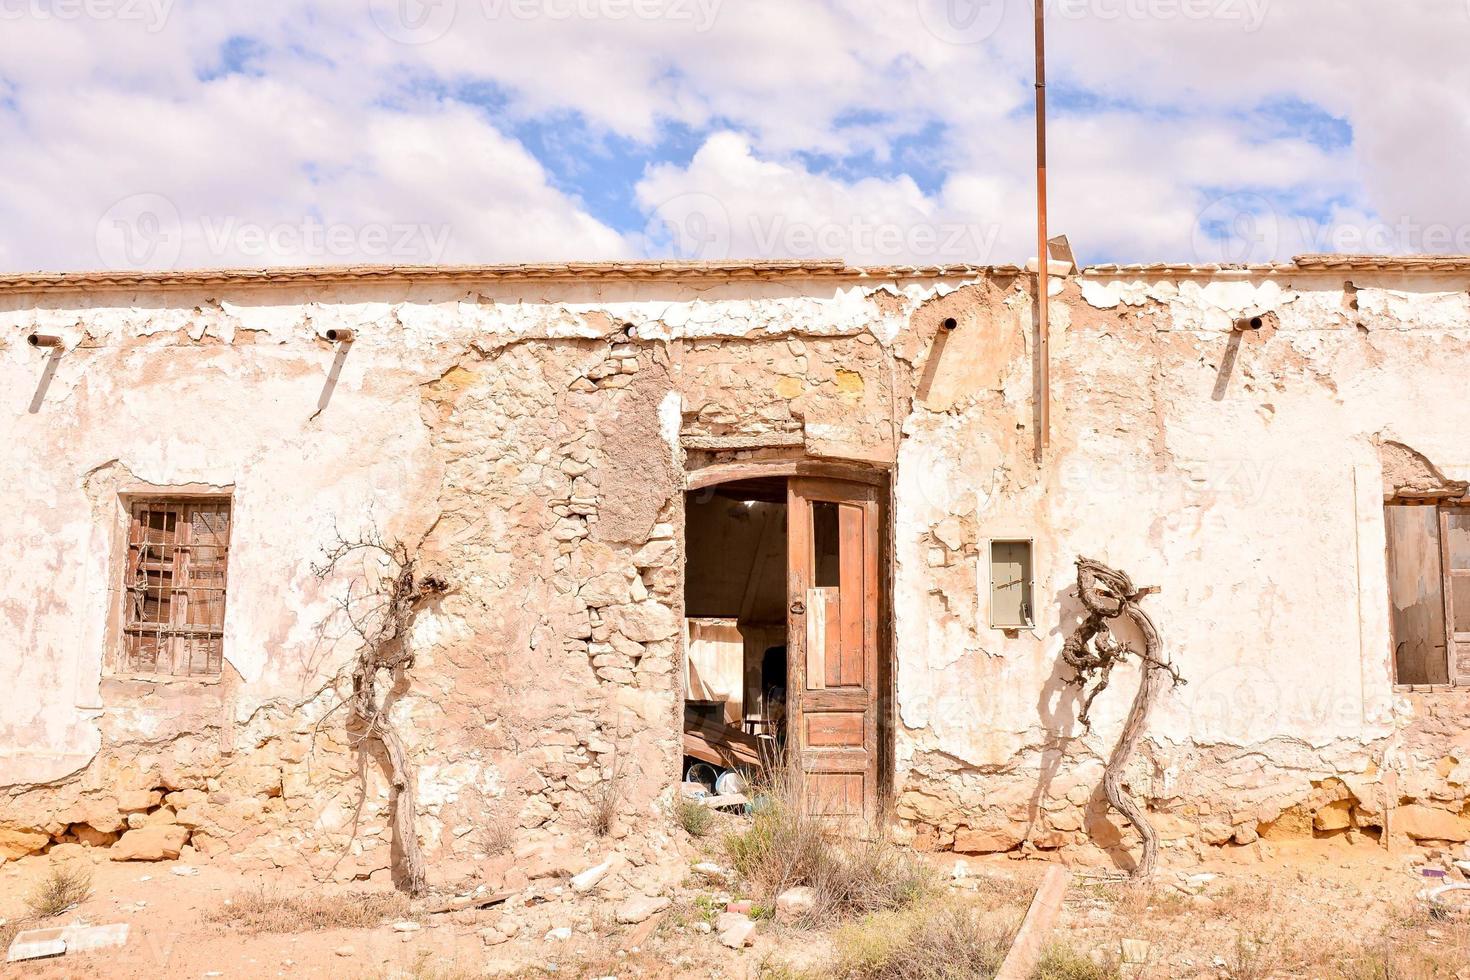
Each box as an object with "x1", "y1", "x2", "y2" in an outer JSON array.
[
  {"x1": 989, "y1": 540, "x2": 1034, "y2": 629},
  {"x1": 1385, "y1": 502, "x2": 1470, "y2": 685},
  {"x1": 122, "y1": 498, "x2": 231, "y2": 677}
]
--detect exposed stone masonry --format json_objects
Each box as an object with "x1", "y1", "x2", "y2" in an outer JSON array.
[{"x1": 4, "y1": 264, "x2": 1470, "y2": 879}]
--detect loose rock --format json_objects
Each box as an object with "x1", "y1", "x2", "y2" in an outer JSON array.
[
  {"x1": 775, "y1": 886, "x2": 816, "y2": 921},
  {"x1": 570, "y1": 859, "x2": 613, "y2": 894},
  {"x1": 110, "y1": 825, "x2": 188, "y2": 862},
  {"x1": 716, "y1": 911, "x2": 756, "y2": 949},
  {"x1": 615, "y1": 895, "x2": 670, "y2": 924}
]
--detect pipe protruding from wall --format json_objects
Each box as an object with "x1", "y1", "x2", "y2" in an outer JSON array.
[
  {"x1": 27, "y1": 333, "x2": 62, "y2": 349},
  {"x1": 1232, "y1": 315, "x2": 1264, "y2": 332},
  {"x1": 942, "y1": 317, "x2": 958, "y2": 331},
  {"x1": 325, "y1": 328, "x2": 355, "y2": 343}
]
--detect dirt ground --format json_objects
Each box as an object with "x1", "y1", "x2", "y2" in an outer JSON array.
[
  {"x1": 1050, "y1": 837, "x2": 1470, "y2": 979},
  {"x1": 1, "y1": 832, "x2": 1464, "y2": 979}
]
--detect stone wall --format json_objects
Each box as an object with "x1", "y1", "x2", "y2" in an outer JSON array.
[
  {"x1": 0, "y1": 272, "x2": 924, "y2": 880},
  {"x1": 4, "y1": 264, "x2": 1470, "y2": 877},
  {"x1": 890, "y1": 268, "x2": 1470, "y2": 864}
]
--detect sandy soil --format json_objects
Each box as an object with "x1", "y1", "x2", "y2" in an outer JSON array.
[{"x1": 1, "y1": 835, "x2": 1462, "y2": 979}]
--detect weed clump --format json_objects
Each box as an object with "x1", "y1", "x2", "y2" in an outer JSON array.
[{"x1": 24, "y1": 862, "x2": 93, "y2": 918}]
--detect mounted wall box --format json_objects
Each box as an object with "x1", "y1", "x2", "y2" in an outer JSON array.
[{"x1": 989, "y1": 539, "x2": 1035, "y2": 629}]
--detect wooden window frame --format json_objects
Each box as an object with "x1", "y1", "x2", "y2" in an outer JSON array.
[
  {"x1": 115, "y1": 494, "x2": 233, "y2": 680},
  {"x1": 1389, "y1": 499, "x2": 1470, "y2": 691},
  {"x1": 1440, "y1": 503, "x2": 1470, "y2": 686}
]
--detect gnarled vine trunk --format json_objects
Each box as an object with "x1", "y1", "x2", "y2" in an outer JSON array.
[
  {"x1": 1061, "y1": 557, "x2": 1182, "y2": 878},
  {"x1": 317, "y1": 532, "x2": 444, "y2": 897}
]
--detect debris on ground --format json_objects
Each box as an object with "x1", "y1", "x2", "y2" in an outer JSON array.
[
  {"x1": 715, "y1": 911, "x2": 757, "y2": 949},
  {"x1": 775, "y1": 886, "x2": 815, "y2": 920},
  {"x1": 615, "y1": 894, "x2": 670, "y2": 924},
  {"x1": 6, "y1": 923, "x2": 129, "y2": 963}
]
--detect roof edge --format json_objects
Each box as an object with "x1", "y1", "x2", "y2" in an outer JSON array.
[
  {"x1": 1082, "y1": 254, "x2": 1470, "y2": 276},
  {"x1": 0, "y1": 254, "x2": 1466, "y2": 294},
  {"x1": 0, "y1": 260, "x2": 1014, "y2": 293}
]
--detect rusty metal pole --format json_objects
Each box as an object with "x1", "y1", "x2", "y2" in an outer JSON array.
[{"x1": 1035, "y1": 0, "x2": 1050, "y2": 449}]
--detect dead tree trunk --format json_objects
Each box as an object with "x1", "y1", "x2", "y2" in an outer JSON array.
[
  {"x1": 1061, "y1": 557, "x2": 1182, "y2": 878},
  {"x1": 316, "y1": 533, "x2": 444, "y2": 897}
]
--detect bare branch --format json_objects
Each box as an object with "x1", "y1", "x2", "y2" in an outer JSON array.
[
  {"x1": 310, "y1": 528, "x2": 448, "y2": 897},
  {"x1": 1062, "y1": 556, "x2": 1185, "y2": 878}
]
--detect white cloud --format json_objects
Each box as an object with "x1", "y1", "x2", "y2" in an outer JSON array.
[
  {"x1": 0, "y1": 0, "x2": 1465, "y2": 269},
  {"x1": 636, "y1": 131, "x2": 1009, "y2": 264},
  {"x1": 0, "y1": 79, "x2": 628, "y2": 271}
]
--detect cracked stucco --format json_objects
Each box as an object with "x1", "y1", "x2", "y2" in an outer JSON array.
[{"x1": 5, "y1": 266, "x2": 1470, "y2": 866}]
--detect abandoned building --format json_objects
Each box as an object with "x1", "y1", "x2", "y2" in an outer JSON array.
[{"x1": 3, "y1": 254, "x2": 1470, "y2": 881}]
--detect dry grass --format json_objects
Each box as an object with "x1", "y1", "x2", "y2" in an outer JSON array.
[
  {"x1": 724, "y1": 768, "x2": 931, "y2": 925},
  {"x1": 966, "y1": 869, "x2": 1041, "y2": 909},
  {"x1": 1082, "y1": 880, "x2": 1191, "y2": 924},
  {"x1": 676, "y1": 796, "x2": 715, "y2": 837},
  {"x1": 1114, "y1": 883, "x2": 1189, "y2": 920},
  {"x1": 831, "y1": 900, "x2": 1013, "y2": 980},
  {"x1": 208, "y1": 884, "x2": 411, "y2": 934},
  {"x1": 589, "y1": 747, "x2": 622, "y2": 838},
  {"x1": 1033, "y1": 942, "x2": 1121, "y2": 980},
  {"x1": 382, "y1": 951, "x2": 489, "y2": 980},
  {"x1": 1321, "y1": 907, "x2": 1470, "y2": 979},
  {"x1": 0, "y1": 916, "x2": 27, "y2": 954},
  {"x1": 23, "y1": 862, "x2": 93, "y2": 917},
  {"x1": 1069, "y1": 870, "x2": 1470, "y2": 980},
  {"x1": 1207, "y1": 881, "x2": 1278, "y2": 921},
  {"x1": 1222, "y1": 929, "x2": 1281, "y2": 980},
  {"x1": 1330, "y1": 940, "x2": 1469, "y2": 980},
  {"x1": 477, "y1": 811, "x2": 515, "y2": 855}
]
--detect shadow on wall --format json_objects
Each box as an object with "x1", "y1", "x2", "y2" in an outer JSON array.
[
  {"x1": 1025, "y1": 579, "x2": 1150, "y2": 874},
  {"x1": 1025, "y1": 582, "x2": 1086, "y2": 840},
  {"x1": 28, "y1": 345, "x2": 61, "y2": 413},
  {"x1": 313, "y1": 341, "x2": 353, "y2": 418}
]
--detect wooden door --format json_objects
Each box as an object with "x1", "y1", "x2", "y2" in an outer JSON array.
[{"x1": 787, "y1": 477, "x2": 881, "y2": 824}]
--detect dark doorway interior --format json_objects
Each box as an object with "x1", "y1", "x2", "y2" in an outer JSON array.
[{"x1": 682, "y1": 477, "x2": 788, "y2": 784}]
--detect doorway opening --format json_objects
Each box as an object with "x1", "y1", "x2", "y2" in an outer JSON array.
[
  {"x1": 681, "y1": 467, "x2": 889, "y2": 823},
  {"x1": 682, "y1": 477, "x2": 788, "y2": 794}
]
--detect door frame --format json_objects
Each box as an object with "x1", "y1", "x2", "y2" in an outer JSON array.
[
  {"x1": 682, "y1": 458, "x2": 893, "y2": 820},
  {"x1": 686, "y1": 458, "x2": 887, "y2": 492}
]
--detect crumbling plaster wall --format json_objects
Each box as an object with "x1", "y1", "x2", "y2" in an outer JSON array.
[
  {"x1": 892, "y1": 269, "x2": 1470, "y2": 860},
  {"x1": 6, "y1": 266, "x2": 1470, "y2": 874},
  {"x1": 0, "y1": 274, "x2": 945, "y2": 874}
]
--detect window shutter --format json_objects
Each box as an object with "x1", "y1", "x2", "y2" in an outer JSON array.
[
  {"x1": 123, "y1": 499, "x2": 230, "y2": 677},
  {"x1": 1441, "y1": 506, "x2": 1470, "y2": 684},
  {"x1": 1385, "y1": 503, "x2": 1450, "y2": 685}
]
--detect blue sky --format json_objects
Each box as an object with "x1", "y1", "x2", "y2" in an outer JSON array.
[{"x1": 0, "y1": 0, "x2": 1466, "y2": 271}]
